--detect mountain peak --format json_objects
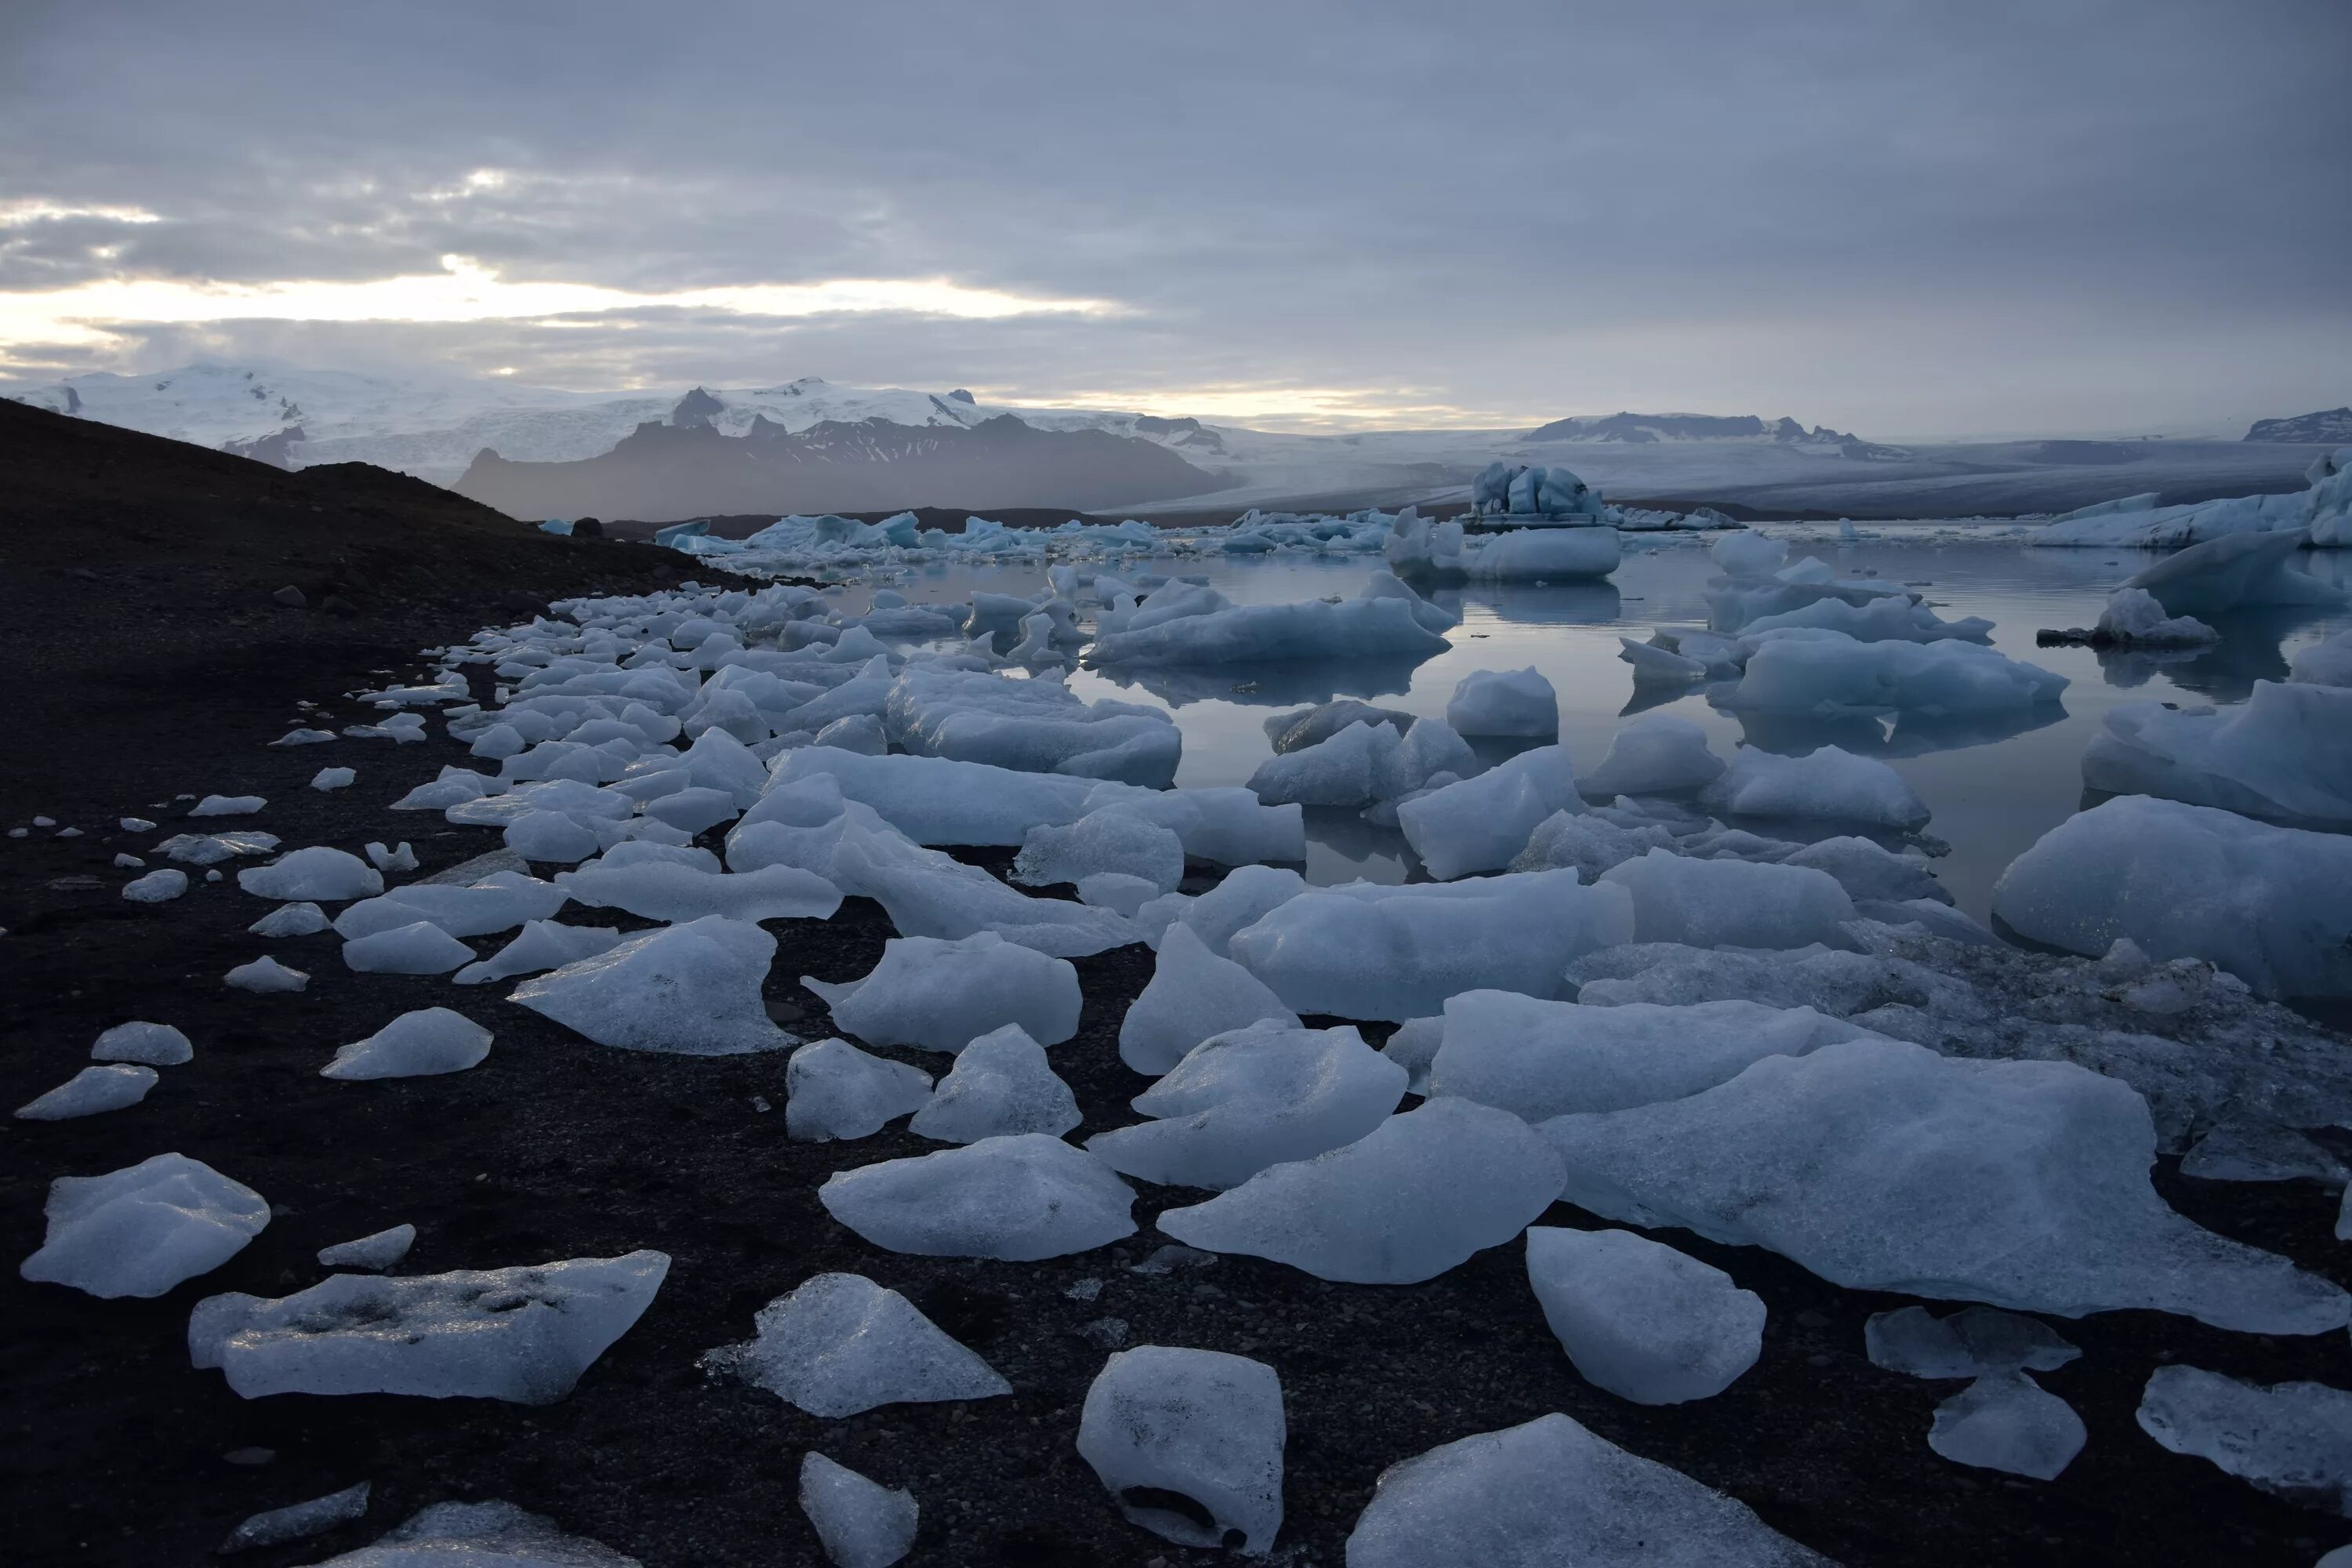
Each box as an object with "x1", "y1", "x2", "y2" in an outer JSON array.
[{"x1": 2245, "y1": 407, "x2": 2352, "y2": 444}]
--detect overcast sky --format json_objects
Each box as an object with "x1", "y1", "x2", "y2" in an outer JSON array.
[{"x1": 2, "y1": 0, "x2": 2345, "y2": 436}]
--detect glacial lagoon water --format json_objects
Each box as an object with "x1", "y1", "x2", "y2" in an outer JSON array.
[{"x1": 820, "y1": 525, "x2": 2352, "y2": 924}]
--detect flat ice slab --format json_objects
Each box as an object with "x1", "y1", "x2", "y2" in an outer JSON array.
[
  {"x1": 20, "y1": 1152, "x2": 270, "y2": 1298},
  {"x1": 2136, "y1": 1365, "x2": 2352, "y2": 1513}
]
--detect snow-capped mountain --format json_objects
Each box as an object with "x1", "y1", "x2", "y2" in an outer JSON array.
[
  {"x1": 1524, "y1": 411, "x2": 1909, "y2": 460},
  {"x1": 2245, "y1": 407, "x2": 2352, "y2": 444}
]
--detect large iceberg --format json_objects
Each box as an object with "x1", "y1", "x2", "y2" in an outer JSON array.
[{"x1": 2080, "y1": 681, "x2": 2352, "y2": 826}]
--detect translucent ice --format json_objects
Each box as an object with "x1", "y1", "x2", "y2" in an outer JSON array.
[
  {"x1": 1699, "y1": 744, "x2": 1931, "y2": 829},
  {"x1": 1599, "y1": 848, "x2": 1857, "y2": 949},
  {"x1": 703, "y1": 1272, "x2": 1009, "y2": 1417},
  {"x1": 799, "y1": 1453, "x2": 918, "y2": 1568},
  {"x1": 190, "y1": 794, "x2": 266, "y2": 816},
  {"x1": 1579, "y1": 713, "x2": 1726, "y2": 797},
  {"x1": 906, "y1": 1025, "x2": 1081, "y2": 1142},
  {"x1": 556, "y1": 858, "x2": 842, "y2": 923},
  {"x1": 1864, "y1": 1305, "x2": 2080, "y2": 1378},
  {"x1": 510, "y1": 916, "x2": 796, "y2": 1055},
  {"x1": 332, "y1": 875, "x2": 570, "y2": 939},
  {"x1": 122, "y1": 868, "x2": 188, "y2": 902},
  {"x1": 92, "y1": 1021, "x2": 191, "y2": 1065},
  {"x1": 786, "y1": 1038, "x2": 934, "y2": 1141},
  {"x1": 1085, "y1": 582, "x2": 1450, "y2": 666},
  {"x1": 219, "y1": 1482, "x2": 372, "y2": 1554},
  {"x1": 1117, "y1": 924, "x2": 1300, "y2": 1075},
  {"x1": 2123, "y1": 527, "x2": 2343, "y2": 619},
  {"x1": 1524, "y1": 1226, "x2": 1765, "y2": 1403},
  {"x1": 1724, "y1": 633, "x2": 2065, "y2": 714},
  {"x1": 342, "y1": 921, "x2": 477, "y2": 975},
  {"x1": 2092, "y1": 586, "x2": 2217, "y2": 646},
  {"x1": 250, "y1": 901, "x2": 332, "y2": 937},
  {"x1": 804, "y1": 932, "x2": 1081, "y2": 1051},
  {"x1": 2137, "y1": 1365, "x2": 2352, "y2": 1513},
  {"x1": 1398, "y1": 746, "x2": 1584, "y2": 880},
  {"x1": 191, "y1": 1251, "x2": 668, "y2": 1403},
  {"x1": 1446, "y1": 666, "x2": 1558, "y2": 736},
  {"x1": 2082, "y1": 681, "x2": 2352, "y2": 827},
  {"x1": 318, "y1": 1224, "x2": 417, "y2": 1271},
  {"x1": 15, "y1": 1064, "x2": 158, "y2": 1120},
  {"x1": 455, "y1": 920, "x2": 626, "y2": 985},
  {"x1": 226, "y1": 956, "x2": 310, "y2": 993},
  {"x1": 323, "y1": 1008, "x2": 494, "y2": 1080},
  {"x1": 310, "y1": 1500, "x2": 641, "y2": 1567},
  {"x1": 238, "y1": 847, "x2": 384, "y2": 902},
  {"x1": 818, "y1": 1134, "x2": 1136, "y2": 1260},
  {"x1": 20, "y1": 1152, "x2": 269, "y2": 1298},
  {"x1": 1077, "y1": 1345, "x2": 1284, "y2": 1553},
  {"x1": 1015, "y1": 809, "x2": 1185, "y2": 895},
  {"x1": 1929, "y1": 1373, "x2": 2085, "y2": 1479},
  {"x1": 1158, "y1": 1098, "x2": 1564, "y2": 1283}
]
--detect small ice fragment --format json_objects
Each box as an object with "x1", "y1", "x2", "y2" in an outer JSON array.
[
  {"x1": 819, "y1": 1134, "x2": 1136, "y2": 1261},
  {"x1": 702, "y1": 1272, "x2": 1009, "y2": 1417},
  {"x1": 119, "y1": 817, "x2": 156, "y2": 831},
  {"x1": 323, "y1": 1009, "x2": 493, "y2": 1080},
  {"x1": 93, "y1": 1021, "x2": 191, "y2": 1065},
  {"x1": 341, "y1": 921, "x2": 475, "y2": 975},
  {"x1": 217, "y1": 1481, "x2": 372, "y2": 1554},
  {"x1": 1524, "y1": 1226, "x2": 1765, "y2": 1404},
  {"x1": 270, "y1": 728, "x2": 339, "y2": 748},
  {"x1": 804, "y1": 932, "x2": 1081, "y2": 1052},
  {"x1": 1864, "y1": 1305, "x2": 2081, "y2": 1379},
  {"x1": 113, "y1": 852, "x2": 144, "y2": 868},
  {"x1": 308, "y1": 1501, "x2": 640, "y2": 1567},
  {"x1": 237, "y1": 847, "x2": 383, "y2": 902},
  {"x1": 510, "y1": 916, "x2": 796, "y2": 1055},
  {"x1": 1929, "y1": 1372, "x2": 2085, "y2": 1479},
  {"x1": 318, "y1": 1224, "x2": 417, "y2": 1271},
  {"x1": 310, "y1": 768, "x2": 357, "y2": 791},
  {"x1": 226, "y1": 956, "x2": 309, "y2": 993},
  {"x1": 799, "y1": 1453, "x2": 917, "y2": 1568},
  {"x1": 14, "y1": 1063, "x2": 157, "y2": 1120},
  {"x1": 249, "y1": 901, "x2": 332, "y2": 938},
  {"x1": 906, "y1": 1025, "x2": 1081, "y2": 1142},
  {"x1": 785, "y1": 1038, "x2": 933, "y2": 1141},
  {"x1": 122, "y1": 867, "x2": 188, "y2": 902},
  {"x1": 190, "y1": 795, "x2": 266, "y2": 817},
  {"x1": 365, "y1": 840, "x2": 419, "y2": 873}
]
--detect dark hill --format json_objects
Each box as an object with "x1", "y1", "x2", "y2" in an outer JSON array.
[
  {"x1": 454, "y1": 413, "x2": 1221, "y2": 522},
  {"x1": 2245, "y1": 407, "x2": 2352, "y2": 444}
]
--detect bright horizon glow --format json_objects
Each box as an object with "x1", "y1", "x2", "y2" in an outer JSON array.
[{"x1": 1004, "y1": 383, "x2": 1539, "y2": 433}]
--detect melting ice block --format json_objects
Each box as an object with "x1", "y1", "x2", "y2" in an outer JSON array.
[
  {"x1": 1991, "y1": 794, "x2": 2352, "y2": 997},
  {"x1": 341, "y1": 921, "x2": 477, "y2": 975},
  {"x1": 510, "y1": 916, "x2": 795, "y2": 1055},
  {"x1": 92, "y1": 1020, "x2": 191, "y2": 1065},
  {"x1": 1699, "y1": 743, "x2": 1931, "y2": 829},
  {"x1": 1077, "y1": 1345, "x2": 1284, "y2": 1554},
  {"x1": 1397, "y1": 745, "x2": 1584, "y2": 880},
  {"x1": 15, "y1": 1063, "x2": 158, "y2": 1120},
  {"x1": 310, "y1": 1501, "x2": 641, "y2": 1567},
  {"x1": 1158, "y1": 1098, "x2": 1563, "y2": 1284},
  {"x1": 2122, "y1": 527, "x2": 2343, "y2": 619},
  {"x1": 2082, "y1": 681, "x2": 2352, "y2": 827},
  {"x1": 704, "y1": 1272, "x2": 1009, "y2": 1417},
  {"x1": 1599, "y1": 848, "x2": 1856, "y2": 949},
  {"x1": 1346, "y1": 1413, "x2": 1831, "y2": 1566},
  {"x1": 799, "y1": 1454, "x2": 918, "y2": 1568},
  {"x1": 323, "y1": 1008, "x2": 493, "y2": 1080},
  {"x1": 1014, "y1": 809, "x2": 1184, "y2": 895},
  {"x1": 1445, "y1": 666, "x2": 1558, "y2": 736},
  {"x1": 1929, "y1": 1373, "x2": 2085, "y2": 1479},
  {"x1": 1091, "y1": 1021, "x2": 1406, "y2": 1190},
  {"x1": 1578, "y1": 713, "x2": 1725, "y2": 797},
  {"x1": 332, "y1": 876, "x2": 569, "y2": 939},
  {"x1": 1541, "y1": 1037, "x2": 2349, "y2": 1332},
  {"x1": 1722, "y1": 633, "x2": 2067, "y2": 715},
  {"x1": 1084, "y1": 585, "x2": 1450, "y2": 666},
  {"x1": 1117, "y1": 924, "x2": 1300, "y2": 1075},
  {"x1": 1226, "y1": 870, "x2": 1632, "y2": 1022},
  {"x1": 1524, "y1": 1226, "x2": 1765, "y2": 1404},
  {"x1": 1864, "y1": 1305, "x2": 2079, "y2": 1379},
  {"x1": 455, "y1": 920, "x2": 626, "y2": 985},
  {"x1": 237, "y1": 847, "x2": 383, "y2": 902},
  {"x1": 225, "y1": 956, "x2": 309, "y2": 993},
  {"x1": 189, "y1": 1251, "x2": 669, "y2": 1403},
  {"x1": 804, "y1": 932, "x2": 1081, "y2": 1051},
  {"x1": 2137, "y1": 1365, "x2": 2352, "y2": 1513},
  {"x1": 819, "y1": 1134, "x2": 1136, "y2": 1260},
  {"x1": 250, "y1": 901, "x2": 332, "y2": 938},
  {"x1": 556, "y1": 859, "x2": 840, "y2": 923},
  {"x1": 20, "y1": 1153, "x2": 269, "y2": 1298},
  {"x1": 907, "y1": 1025, "x2": 1081, "y2": 1142},
  {"x1": 318, "y1": 1224, "x2": 417, "y2": 1271},
  {"x1": 786, "y1": 1038, "x2": 933, "y2": 1141}
]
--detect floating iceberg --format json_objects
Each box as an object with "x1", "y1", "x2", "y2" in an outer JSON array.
[
  {"x1": 1396, "y1": 745, "x2": 1584, "y2": 880},
  {"x1": 1446, "y1": 667, "x2": 1558, "y2": 735},
  {"x1": 1698, "y1": 744, "x2": 1931, "y2": 829},
  {"x1": 19, "y1": 1153, "x2": 268, "y2": 1298},
  {"x1": 2090, "y1": 586, "x2": 2218, "y2": 646},
  {"x1": 1086, "y1": 579, "x2": 1451, "y2": 666},
  {"x1": 2121, "y1": 527, "x2": 2342, "y2": 618},
  {"x1": 1722, "y1": 632, "x2": 2067, "y2": 714},
  {"x1": 1579, "y1": 713, "x2": 1725, "y2": 796},
  {"x1": 1523, "y1": 1226, "x2": 1765, "y2": 1404}
]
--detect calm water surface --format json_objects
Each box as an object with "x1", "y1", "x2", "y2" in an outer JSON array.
[{"x1": 826, "y1": 526, "x2": 2351, "y2": 924}]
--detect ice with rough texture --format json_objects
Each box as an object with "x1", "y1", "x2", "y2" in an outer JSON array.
[
  {"x1": 805, "y1": 932, "x2": 1081, "y2": 1052},
  {"x1": 238, "y1": 846, "x2": 384, "y2": 902},
  {"x1": 226, "y1": 956, "x2": 309, "y2": 993},
  {"x1": 1700, "y1": 743, "x2": 1932, "y2": 829},
  {"x1": 786, "y1": 1038, "x2": 934, "y2": 1141},
  {"x1": 323, "y1": 1008, "x2": 494, "y2": 1080},
  {"x1": 1091, "y1": 1021, "x2": 1407, "y2": 1190},
  {"x1": 1431, "y1": 992, "x2": 1869, "y2": 1121},
  {"x1": 219, "y1": 1483, "x2": 372, "y2": 1554},
  {"x1": 1991, "y1": 794, "x2": 2352, "y2": 997},
  {"x1": 1446, "y1": 667, "x2": 1557, "y2": 736},
  {"x1": 703, "y1": 1272, "x2": 1009, "y2": 1417},
  {"x1": 2181, "y1": 1117, "x2": 2350, "y2": 1185},
  {"x1": 2123, "y1": 528, "x2": 2343, "y2": 618},
  {"x1": 906, "y1": 1025, "x2": 1081, "y2": 1142},
  {"x1": 510, "y1": 916, "x2": 796, "y2": 1054},
  {"x1": 1345, "y1": 1413, "x2": 1831, "y2": 1567},
  {"x1": 2093, "y1": 586, "x2": 2218, "y2": 645},
  {"x1": 1865, "y1": 1305, "x2": 2080, "y2": 1378},
  {"x1": 1600, "y1": 848, "x2": 1857, "y2": 949},
  {"x1": 342, "y1": 920, "x2": 477, "y2": 975},
  {"x1": 1118, "y1": 924, "x2": 1301, "y2": 1075},
  {"x1": 189, "y1": 1251, "x2": 669, "y2": 1403},
  {"x1": 1159, "y1": 1098, "x2": 1563, "y2": 1283},
  {"x1": 15, "y1": 1063, "x2": 158, "y2": 1120},
  {"x1": 1524, "y1": 1226, "x2": 1765, "y2": 1403},
  {"x1": 122, "y1": 867, "x2": 189, "y2": 902},
  {"x1": 1078, "y1": 1345, "x2": 1284, "y2": 1554},
  {"x1": 1398, "y1": 746, "x2": 1584, "y2": 880},
  {"x1": 819, "y1": 1134, "x2": 1136, "y2": 1260},
  {"x1": 93, "y1": 1020, "x2": 191, "y2": 1065},
  {"x1": 250, "y1": 901, "x2": 332, "y2": 938},
  {"x1": 1579, "y1": 713, "x2": 1726, "y2": 797},
  {"x1": 20, "y1": 1153, "x2": 269, "y2": 1298},
  {"x1": 2294, "y1": 627, "x2": 2352, "y2": 687},
  {"x1": 1929, "y1": 1373, "x2": 2085, "y2": 1479},
  {"x1": 311, "y1": 1499, "x2": 641, "y2": 1566},
  {"x1": 191, "y1": 793, "x2": 266, "y2": 817},
  {"x1": 456, "y1": 920, "x2": 626, "y2": 985},
  {"x1": 1379, "y1": 1016, "x2": 1443, "y2": 1094},
  {"x1": 556, "y1": 859, "x2": 841, "y2": 923},
  {"x1": 799, "y1": 1453, "x2": 918, "y2": 1568},
  {"x1": 1227, "y1": 870, "x2": 1633, "y2": 1022},
  {"x1": 2137, "y1": 1366, "x2": 2352, "y2": 1513},
  {"x1": 318, "y1": 1224, "x2": 418, "y2": 1271},
  {"x1": 1085, "y1": 580, "x2": 1450, "y2": 666},
  {"x1": 2082, "y1": 681, "x2": 2352, "y2": 826},
  {"x1": 886, "y1": 662, "x2": 1179, "y2": 787},
  {"x1": 1724, "y1": 633, "x2": 2067, "y2": 714},
  {"x1": 1541, "y1": 1037, "x2": 2349, "y2": 1332},
  {"x1": 1014, "y1": 809, "x2": 1184, "y2": 895}
]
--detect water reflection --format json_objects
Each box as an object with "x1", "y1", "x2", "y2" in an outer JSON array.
[
  {"x1": 1725, "y1": 702, "x2": 2070, "y2": 759},
  {"x1": 2132, "y1": 605, "x2": 2337, "y2": 702},
  {"x1": 1088, "y1": 654, "x2": 1438, "y2": 709},
  {"x1": 1462, "y1": 581, "x2": 1624, "y2": 626}
]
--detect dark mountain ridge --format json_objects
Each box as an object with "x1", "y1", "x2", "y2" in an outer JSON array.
[{"x1": 2245, "y1": 407, "x2": 2352, "y2": 444}]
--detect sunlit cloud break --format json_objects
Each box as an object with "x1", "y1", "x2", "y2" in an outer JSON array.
[{"x1": 0, "y1": 255, "x2": 1127, "y2": 348}]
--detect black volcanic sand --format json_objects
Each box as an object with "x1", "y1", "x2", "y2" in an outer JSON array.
[{"x1": 4, "y1": 408, "x2": 2349, "y2": 1566}]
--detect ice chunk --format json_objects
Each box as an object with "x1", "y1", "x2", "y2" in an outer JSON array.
[
  {"x1": 190, "y1": 1251, "x2": 668, "y2": 1403},
  {"x1": 819, "y1": 1134, "x2": 1136, "y2": 1260},
  {"x1": 2092, "y1": 586, "x2": 2218, "y2": 645},
  {"x1": 1508, "y1": 809, "x2": 1676, "y2": 880},
  {"x1": 20, "y1": 1153, "x2": 269, "y2": 1298},
  {"x1": 310, "y1": 1499, "x2": 640, "y2": 1566},
  {"x1": 1015, "y1": 809, "x2": 1184, "y2": 895},
  {"x1": 1991, "y1": 795, "x2": 2352, "y2": 997},
  {"x1": 250, "y1": 901, "x2": 332, "y2": 937},
  {"x1": 1227, "y1": 871, "x2": 1633, "y2": 1022},
  {"x1": 1542, "y1": 1037, "x2": 2348, "y2": 1331},
  {"x1": 1864, "y1": 1305, "x2": 2080, "y2": 1378},
  {"x1": 706, "y1": 1272, "x2": 1007, "y2": 1417},
  {"x1": 503, "y1": 810, "x2": 604, "y2": 862},
  {"x1": 1431, "y1": 993, "x2": 1868, "y2": 1121},
  {"x1": 318, "y1": 1224, "x2": 417, "y2": 1271},
  {"x1": 122, "y1": 867, "x2": 188, "y2": 902},
  {"x1": 767, "y1": 746, "x2": 1109, "y2": 846},
  {"x1": 886, "y1": 662, "x2": 1179, "y2": 787},
  {"x1": 342, "y1": 920, "x2": 477, "y2": 975},
  {"x1": 365, "y1": 840, "x2": 419, "y2": 873},
  {"x1": 15, "y1": 1063, "x2": 158, "y2": 1120},
  {"x1": 1159, "y1": 1097, "x2": 1563, "y2": 1283},
  {"x1": 555, "y1": 858, "x2": 840, "y2": 922},
  {"x1": 1458, "y1": 526, "x2": 1623, "y2": 582},
  {"x1": 1929, "y1": 1373, "x2": 2085, "y2": 1479},
  {"x1": 2082, "y1": 681, "x2": 2352, "y2": 827},
  {"x1": 238, "y1": 847, "x2": 384, "y2": 902},
  {"x1": 799, "y1": 1454, "x2": 918, "y2": 1568},
  {"x1": 332, "y1": 875, "x2": 570, "y2": 939},
  {"x1": 190, "y1": 794, "x2": 266, "y2": 816},
  {"x1": 1445, "y1": 666, "x2": 1557, "y2": 736},
  {"x1": 1261, "y1": 699, "x2": 1413, "y2": 753},
  {"x1": 219, "y1": 1481, "x2": 372, "y2": 1554},
  {"x1": 2124, "y1": 527, "x2": 2343, "y2": 618},
  {"x1": 2181, "y1": 1118, "x2": 2351, "y2": 1184},
  {"x1": 323, "y1": 1008, "x2": 494, "y2": 1080},
  {"x1": 226, "y1": 955, "x2": 309, "y2": 993},
  {"x1": 822, "y1": 815, "x2": 1139, "y2": 958},
  {"x1": 1345, "y1": 1412, "x2": 1831, "y2": 1567},
  {"x1": 310, "y1": 767, "x2": 358, "y2": 793},
  {"x1": 1077, "y1": 1345, "x2": 1284, "y2": 1554},
  {"x1": 1091, "y1": 1021, "x2": 1407, "y2": 1189},
  {"x1": 786, "y1": 1038, "x2": 934, "y2": 1141},
  {"x1": 1118, "y1": 924, "x2": 1301, "y2": 1075},
  {"x1": 1724, "y1": 633, "x2": 2067, "y2": 714},
  {"x1": 643, "y1": 784, "x2": 746, "y2": 833},
  {"x1": 2293, "y1": 627, "x2": 2352, "y2": 687},
  {"x1": 455, "y1": 920, "x2": 626, "y2": 985},
  {"x1": 92, "y1": 1020, "x2": 191, "y2": 1065},
  {"x1": 1078, "y1": 784, "x2": 1306, "y2": 869},
  {"x1": 804, "y1": 932, "x2": 1081, "y2": 1051},
  {"x1": 1524, "y1": 1226, "x2": 1765, "y2": 1403},
  {"x1": 1599, "y1": 848, "x2": 1857, "y2": 949},
  {"x1": 2138, "y1": 1365, "x2": 2352, "y2": 1512},
  {"x1": 1714, "y1": 531, "x2": 1789, "y2": 578},
  {"x1": 1085, "y1": 584, "x2": 1450, "y2": 666},
  {"x1": 1076, "y1": 872, "x2": 1158, "y2": 915},
  {"x1": 1398, "y1": 745, "x2": 1584, "y2": 880},
  {"x1": 1171, "y1": 865, "x2": 1308, "y2": 958},
  {"x1": 159, "y1": 829, "x2": 279, "y2": 866},
  {"x1": 1245, "y1": 719, "x2": 1400, "y2": 808},
  {"x1": 1379, "y1": 1015, "x2": 1443, "y2": 1094},
  {"x1": 1700, "y1": 744, "x2": 1931, "y2": 829},
  {"x1": 510, "y1": 916, "x2": 795, "y2": 1055},
  {"x1": 1620, "y1": 634, "x2": 1710, "y2": 684},
  {"x1": 907, "y1": 1025, "x2": 1081, "y2": 1142},
  {"x1": 1579, "y1": 713, "x2": 1725, "y2": 797}
]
